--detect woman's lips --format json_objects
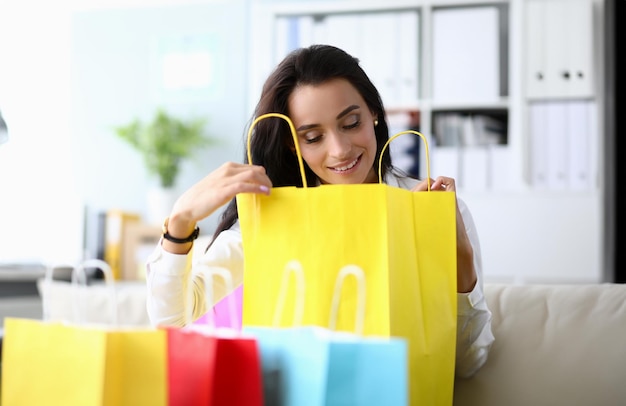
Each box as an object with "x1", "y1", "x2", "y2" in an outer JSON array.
[{"x1": 329, "y1": 155, "x2": 361, "y2": 174}]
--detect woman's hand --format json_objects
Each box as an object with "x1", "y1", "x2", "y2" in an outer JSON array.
[
  {"x1": 409, "y1": 175, "x2": 455, "y2": 192},
  {"x1": 411, "y1": 176, "x2": 477, "y2": 293},
  {"x1": 162, "y1": 162, "x2": 272, "y2": 254}
]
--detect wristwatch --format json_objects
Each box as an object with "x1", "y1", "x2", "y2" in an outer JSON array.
[{"x1": 162, "y1": 217, "x2": 200, "y2": 243}]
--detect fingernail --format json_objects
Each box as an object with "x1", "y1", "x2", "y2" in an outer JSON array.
[{"x1": 259, "y1": 185, "x2": 270, "y2": 193}]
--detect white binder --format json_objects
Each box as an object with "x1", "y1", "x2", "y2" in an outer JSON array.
[{"x1": 432, "y1": 6, "x2": 500, "y2": 102}]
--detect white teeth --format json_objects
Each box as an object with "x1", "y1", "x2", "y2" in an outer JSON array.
[{"x1": 335, "y1": 157, "x2": 358, "y2": 171}]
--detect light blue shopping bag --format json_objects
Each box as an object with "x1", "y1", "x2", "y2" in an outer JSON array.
[
  {"x1": 247, "y1": 326, "x2": 408, "y2": 406},
  {"x1": 244, "y1": 263, "x2": 408, "y2": 406}
]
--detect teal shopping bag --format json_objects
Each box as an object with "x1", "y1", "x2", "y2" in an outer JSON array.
[
  {"x1": 244, "y1": 263, "x2": 408, "y2": 406},
  {"x1": 247, "y1": 326, "x2": 407, "y2": 406}
]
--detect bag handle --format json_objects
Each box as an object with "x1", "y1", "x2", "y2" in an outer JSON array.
[
  {"x1": 247, "y1": 114, "x2": 432, "y2": 190},
  {"x1": 272, "y1": 260, "x2": 306, "y2": 327},
  {"x1": 246, "y1": 113, "x2": 308, "y2": 188},
  {"x1": 379, "y1": 130, "x2": 432, "y2": 190},
  {"x1": 189, "y1": 265, "x2": 239, "y2": 331},
  {"x1": 42, "y1": 262, "x2": 71, "y2": 322},
  {"x1": 328, "y1": 265, "x2": 366, "y2": 335},
  {"x1": 71, "y1": 259, "x2": 118, "y2": 326}
]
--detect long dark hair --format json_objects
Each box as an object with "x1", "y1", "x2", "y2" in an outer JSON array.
[{"x1": 208, "y1": 44, "x2": 392, "y2": 248}]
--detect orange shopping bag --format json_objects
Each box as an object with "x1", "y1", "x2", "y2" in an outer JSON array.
[{"x1": 1, "y1": 259, "x2": 167, "y2": 406}]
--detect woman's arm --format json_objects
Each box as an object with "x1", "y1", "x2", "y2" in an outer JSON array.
[
  {"x1": 161, "y1": 162, "x2": 272, "y2": 256},
  {"x1": 145, "y1": 226, "x2": 245, "y2": 327},
  {"x1": 146, "y1": 161, "x2": 270, "y2": 327},
  {"x1": 145, "y1": 245, "x2": 193, "y2": 327},
  {"x1": 454, "y1": 198, "x2": 495, "y2": 378}
]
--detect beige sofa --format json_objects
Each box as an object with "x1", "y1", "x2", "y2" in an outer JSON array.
[{"x1": 454, "y1": 283, "x2": 626, "y2": 406}]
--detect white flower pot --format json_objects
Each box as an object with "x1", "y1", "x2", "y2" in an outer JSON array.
[{"x1": 146, "y1": 187, "x2": 178, "y2": 226}]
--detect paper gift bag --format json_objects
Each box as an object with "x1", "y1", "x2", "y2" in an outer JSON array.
[
  {"x1": 238, "y1": 114, "x2": 457, "y2": 406},
  {"x1": 245, "y1": 263, "x2": 408, "y2": 406},
  {"x1": 195, "y1": 285, "x2": 243, "y2": 329},
  {"x1": 1, "y1": 259, "x2": 167, "y2": 406},
  {"x1": 166, "y1": 266, "x2": 263, "y2": 406}
]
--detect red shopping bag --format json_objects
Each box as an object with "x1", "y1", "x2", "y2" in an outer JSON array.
[{"x1": 166, "y1": 267, "x2": 263, "y2": 406}]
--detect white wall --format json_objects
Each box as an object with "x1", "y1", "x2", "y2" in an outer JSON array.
[
  {"x1": 0, "y1": 0, "x2": 253, "y2": 264},
  {"x1": 0, "y1": 1, "x2": 83, "y2": 264}
]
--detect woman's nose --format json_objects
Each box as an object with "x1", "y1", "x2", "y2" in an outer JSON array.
[{"x1": 327, "y1": 132, "x2": 351, "y2": 158}]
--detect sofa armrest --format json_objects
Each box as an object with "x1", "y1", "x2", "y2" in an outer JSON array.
[{"x1": 454, "y1": 283, "x2": 626, "y2": 406}]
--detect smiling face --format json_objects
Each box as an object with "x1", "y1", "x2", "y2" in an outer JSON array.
[{"x1": 288, "y1": 78, "x2": 378, "y2": 185}]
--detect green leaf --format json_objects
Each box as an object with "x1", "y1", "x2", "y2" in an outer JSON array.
[{"x1": 114, "y1": 108, "x2": 217, "y2": 188}]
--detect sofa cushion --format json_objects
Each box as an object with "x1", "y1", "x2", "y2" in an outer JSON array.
[{"x1": 454, "y1": 283, "x2": 626, "y2": 406}]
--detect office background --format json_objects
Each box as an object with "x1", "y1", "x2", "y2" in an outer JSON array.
[{"x1": 0, "y1": 0, "x2": 622, "y2": 283}]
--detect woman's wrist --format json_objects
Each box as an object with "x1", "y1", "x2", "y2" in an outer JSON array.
[{"x1": 160, "y1": 213, "x2": 198, "y2": 254}]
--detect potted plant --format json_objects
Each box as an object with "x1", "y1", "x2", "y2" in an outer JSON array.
[
  {"x1": 115, "y1": 108, "x2": 216, "y2": 223},
  {"x1": 115, "y1": 108, "x2": 215, "y2": 188}
]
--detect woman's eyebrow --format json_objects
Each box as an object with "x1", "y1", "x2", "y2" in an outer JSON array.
[
  {"x1": 296, "y1": 123, "x2": 318, "y2": 132},
  {"x1": 295, "y1": 105, "x2": 361, "y2": 132},
  {"x1": 336, "y1": 105, "x2": 360, "y2": 120}
]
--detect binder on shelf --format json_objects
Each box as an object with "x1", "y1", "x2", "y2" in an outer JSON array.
[
  {"x1": 274, "y1": 16, "x2": 296, "y2": 61},
  {"x1": 364, "y1": 13, "x2": 397, "y2": 104},
  {"x1": 277, "y1": 10, "x2": 420, "y2": 109},
  {"x1": 525, "y1": 0, "x2": 594, "y2": 99},
  {"x1": 473, "y1": 114, "x2": 507, "y2": 146},
  {"x1": 488, "y1": 144, "x2": 511, "y2": 191},
  {"x1": 104, "y1": 209, "x2": 141, "y2": 280},
  {"x1": 529, "y1": 102, "x2": 550, "y2": 189},
  {"x1": 432, "y1": 6, "x2": 500, "y2": 102},
  {"x1": 433, "y1": 113, "x2": 463, "y2": 147},
  {"x1": 567, "y1": 100, "x2": 595, "y2": 191},
  {"x1": 396, "y1": 11, "x2": 420, "y2": 104},
  {"x1": 529, "y1": 99, "x2": 595, "y2": 192},
  {"x1": 432, "y1": 147, "x2": 460, "y2": 185},
  {"x1": 298, "y1": 15, "x2": 316, "y2": 48},
  {"x1": 545, "y1": 102, "x2": 568, "y2": 190},
  {"x1": 460, "y1": 146, "x2": 489, "y2": 192}
]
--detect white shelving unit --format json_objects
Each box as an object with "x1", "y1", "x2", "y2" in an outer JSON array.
[{"x1": 248, "y1": 0, "x2": 607, "y2": 284}]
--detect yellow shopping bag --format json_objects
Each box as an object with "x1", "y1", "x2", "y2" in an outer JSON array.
[
  {"x1": 1, "y1": 260, "x2": 167, "y2": 406},
  {"x1": 238, "y1": 114, "x2": 458, "y2": 406}
]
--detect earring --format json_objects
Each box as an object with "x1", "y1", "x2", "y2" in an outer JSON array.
[{"x1": 374, "y1": 119, "x2": 379, "y2": 127}]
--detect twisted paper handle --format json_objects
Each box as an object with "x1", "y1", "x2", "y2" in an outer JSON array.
[
  {"x1": 190, "y1": 264, "x2": 239, "y2": 331},
  {"x1": 246, "y1": 113, "x2": 308, "y2": 188},
  {"x1": 71, "y1": 259, "x2": 118, "y2": 326},
  {"x1": 379, "y1": 129, "x2": 432, "y2": 191},
  {"x1": 328, "y1": 264, "x2": 366, "y2": 335},
  {"x1": 271, "y1": 260, "x2": 306, "y2": 327}
]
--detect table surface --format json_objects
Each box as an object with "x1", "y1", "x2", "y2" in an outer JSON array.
[{"x1": 0, "y1": 262, "x2": 46, "y2": 282}]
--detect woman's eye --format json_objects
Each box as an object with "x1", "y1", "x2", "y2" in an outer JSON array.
[
  {"x1": 304, "y1": 133, "x2": 322, "y2": 144},
  {"x1": 344, "y1": 119, "x2": 360, "y2": 130}
]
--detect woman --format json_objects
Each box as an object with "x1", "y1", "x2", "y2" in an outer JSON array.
[{"x1": 146, "y1": 44, "x2": 494, "y2": 378}]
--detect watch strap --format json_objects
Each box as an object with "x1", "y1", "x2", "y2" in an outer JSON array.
[{"x1": 162, "y1": 217, "x2": 200, "y2": 244}]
